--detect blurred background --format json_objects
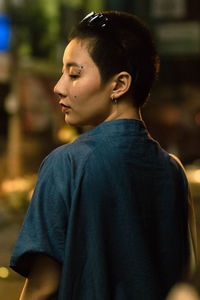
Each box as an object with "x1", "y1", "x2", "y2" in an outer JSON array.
[{"x1": 0, "y1": 0, "x2": 200, "y2": 299}]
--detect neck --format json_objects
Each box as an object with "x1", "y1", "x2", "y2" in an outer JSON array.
[{"x1": 105, "y1": 98, "x2": 142, "y2": 123}]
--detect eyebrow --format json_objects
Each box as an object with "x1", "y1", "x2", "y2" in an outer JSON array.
[
  {"x1": 64, "y1": 62, "x2": 82, "y2": 69},
  {"x1": 62, "y1": 62, "x2": 83, "y2": 74}
]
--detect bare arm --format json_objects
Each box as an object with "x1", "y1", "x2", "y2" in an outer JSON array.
[{"x1": 19, "y1": 253, "x2": 62, "y2": 300}]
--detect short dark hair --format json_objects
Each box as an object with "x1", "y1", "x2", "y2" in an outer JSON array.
[{"x1": 69, "y1": 11, "x2": 159, "y2": 107}]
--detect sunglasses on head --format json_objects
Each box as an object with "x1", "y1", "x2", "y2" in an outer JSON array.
[{"x1": 80, "y1": 11, "x2": 108, "y2": 28}]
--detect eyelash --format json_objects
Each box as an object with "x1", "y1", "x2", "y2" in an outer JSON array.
[{"x1": 69, "y1": 74, "x2": 79, "y2": 79}]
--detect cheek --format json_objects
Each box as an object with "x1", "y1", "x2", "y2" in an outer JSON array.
[{"x1": 72, "y1": 79, "x2": 101, "y2": 103}]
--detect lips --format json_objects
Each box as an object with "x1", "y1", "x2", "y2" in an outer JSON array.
[{"x1": 59, "y1": 102, "x2": 71, "y2": 112}]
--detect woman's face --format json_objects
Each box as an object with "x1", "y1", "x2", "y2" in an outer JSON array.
[{"x1": 54, "y1": 38, "x2": 114, "y2": 126}]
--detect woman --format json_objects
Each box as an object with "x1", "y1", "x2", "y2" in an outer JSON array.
[{"x1": 10, "y1": 11, "x2": 197, "y2": 300}]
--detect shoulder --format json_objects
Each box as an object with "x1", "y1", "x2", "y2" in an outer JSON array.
[
  {"x1": 169, "y1": 153, "x2": 185, "y2": 170},
  {"x1": 169, "y1": 153, "x2": 186, "y2": 177},
  {"x1": 168, "y1": 153, "x2": 188, "y2": 189},
  {"x1": 39, "y1": 133, "x2": 101, "y2": 174}
]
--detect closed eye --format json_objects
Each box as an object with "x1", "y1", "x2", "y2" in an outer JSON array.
[{"x1": 69, "y1": 74, "x2": 79, "y2": 79}]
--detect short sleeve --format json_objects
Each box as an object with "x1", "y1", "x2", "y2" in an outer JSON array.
[{"x1": 10, "y1": 150, "x2": 70, "y2": 277}]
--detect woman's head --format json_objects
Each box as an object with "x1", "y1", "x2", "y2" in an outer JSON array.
[
  {"x1": 69, "y1": 11, "x2": 159, "y2": 108},
  {"x1": 54, "y1": 11, "x2": 159, "y2": 127}
]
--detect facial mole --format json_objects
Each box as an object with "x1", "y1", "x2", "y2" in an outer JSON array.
[{"x1": 77, "y1": 66, "x2": 83, "y2": 75}]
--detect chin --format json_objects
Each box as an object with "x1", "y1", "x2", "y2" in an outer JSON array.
[{"x1": 65, "y1": 115, "x2": 81, "y2": 127}]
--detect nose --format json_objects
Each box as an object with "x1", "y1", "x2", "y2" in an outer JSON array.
[{"x1": 54, "y1": 76, "x2": 66, "y2": 99}]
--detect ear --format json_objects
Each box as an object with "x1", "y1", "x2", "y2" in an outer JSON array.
[{"x1": 111, "y1": 72, "x2": 132, "y2": 99}]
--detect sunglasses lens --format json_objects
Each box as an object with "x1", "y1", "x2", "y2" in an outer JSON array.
[
  {"x1": 81, "y1": 11, "x2": 95, "y2": 22},
  {"x1": 80, "y1": 12, "x2": 108, "y2": 28}
]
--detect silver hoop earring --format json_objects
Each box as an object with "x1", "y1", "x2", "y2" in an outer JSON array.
[{"x1": 111, "y1": 96, "x2": 117, "y2": 104}]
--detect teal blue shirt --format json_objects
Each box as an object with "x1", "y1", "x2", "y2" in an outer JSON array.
[{"x1": 10, "y1": 119, "x2": 189, "y2": 300}]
